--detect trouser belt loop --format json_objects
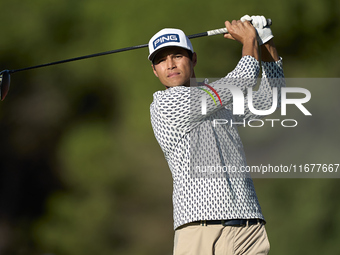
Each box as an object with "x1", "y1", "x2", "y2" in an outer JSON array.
[{"x1": 201, "y1": 220, "x2": 207, "y2": 226}]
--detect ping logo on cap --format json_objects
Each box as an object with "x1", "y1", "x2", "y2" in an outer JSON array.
[{"x1": 153, "y1": 34, "x2": 180, "y2": 50}]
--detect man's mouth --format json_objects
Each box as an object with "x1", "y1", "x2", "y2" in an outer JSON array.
[{"x1": 168, "y1": 72, "x2": 180, "y2": 78}]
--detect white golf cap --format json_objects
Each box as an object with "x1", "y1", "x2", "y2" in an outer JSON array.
[{"x1": 148, "y1": 28, "x2": 194, "y2": 61}]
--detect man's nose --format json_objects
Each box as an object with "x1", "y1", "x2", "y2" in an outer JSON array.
[{"x1": 166, "y1": 56, "x2": 176, "y2": 69}]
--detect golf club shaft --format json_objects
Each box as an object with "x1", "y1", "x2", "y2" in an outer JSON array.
[
  {"x1": 9, "y1": 44, "x2": 148, "y2": 74},
  {"x1": 7, "y1": 19, "x2": 272, "y2": 74}
]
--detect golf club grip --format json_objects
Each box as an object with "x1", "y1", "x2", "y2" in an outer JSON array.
[{"x1": 207, "y1": 18, "x2": 272, "y2": 36}]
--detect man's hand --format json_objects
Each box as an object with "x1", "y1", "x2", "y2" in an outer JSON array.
[
  {"x1": 241, "y1": 15, "x2": 274, "y2": 45},
  {"x1": 224, "y1": 19, "x2": 259, "y2": 60},
  {"x1": 224, "y1": 19, "x2": 257, "y2": 44},
  {"x1": 241, "y1": 14, "x2": 279, "y2": 62}
]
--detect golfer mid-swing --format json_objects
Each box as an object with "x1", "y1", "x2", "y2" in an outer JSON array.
[{"x1": 149, "y1": 15, "x2": 284, "y2": 255}]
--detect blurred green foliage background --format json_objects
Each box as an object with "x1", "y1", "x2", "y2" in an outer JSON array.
[{"x1": 0, "y1": 0, "x2": 339, "y2": 254}]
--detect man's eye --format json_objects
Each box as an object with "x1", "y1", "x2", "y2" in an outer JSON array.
[
  {"x1": 155, "y1": 58, "x2": 165, "y2": 64},
  {"x1": 175, "y1": 55, "x2": 183, "y2": 58}
]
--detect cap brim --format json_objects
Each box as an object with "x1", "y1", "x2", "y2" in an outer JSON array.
[{"x1": 148, "y1": 45, "x2": 192, "y2": 62}]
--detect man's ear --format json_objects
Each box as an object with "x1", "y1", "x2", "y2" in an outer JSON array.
[
  {"x1": 192, "y1": 52, "x2": 197, "y2": 67},
  {"x1": 152, "y1": 64, "x2": 159, "y2": 78}
]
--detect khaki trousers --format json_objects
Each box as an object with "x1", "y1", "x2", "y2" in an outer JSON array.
[{"x1": 173, "y1": 222, "x2": 270, "y2": 255}]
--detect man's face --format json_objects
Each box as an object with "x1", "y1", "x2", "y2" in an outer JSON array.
[{"x1": 152, "y1": 47, "x2": 197, "y2": 88}]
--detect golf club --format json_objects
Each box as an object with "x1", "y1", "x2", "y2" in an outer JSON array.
[{"x1": 0, "y1": 19, "x2": 271, "y2": 101}]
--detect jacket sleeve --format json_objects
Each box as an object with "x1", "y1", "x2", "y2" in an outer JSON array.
[
  {"x1": 189, "y1": 55, "x2": 261, "y2": 124},
  {"x1": 231, "y1": 57, "x2": 285, "y2": 122}
]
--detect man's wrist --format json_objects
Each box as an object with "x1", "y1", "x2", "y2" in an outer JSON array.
[
  {"x1": 260, "y1": 39, "x2": 279, "y2": 62},
  {"x1": 242, "y1": 37, "x2": 259, "y2": 60}
]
